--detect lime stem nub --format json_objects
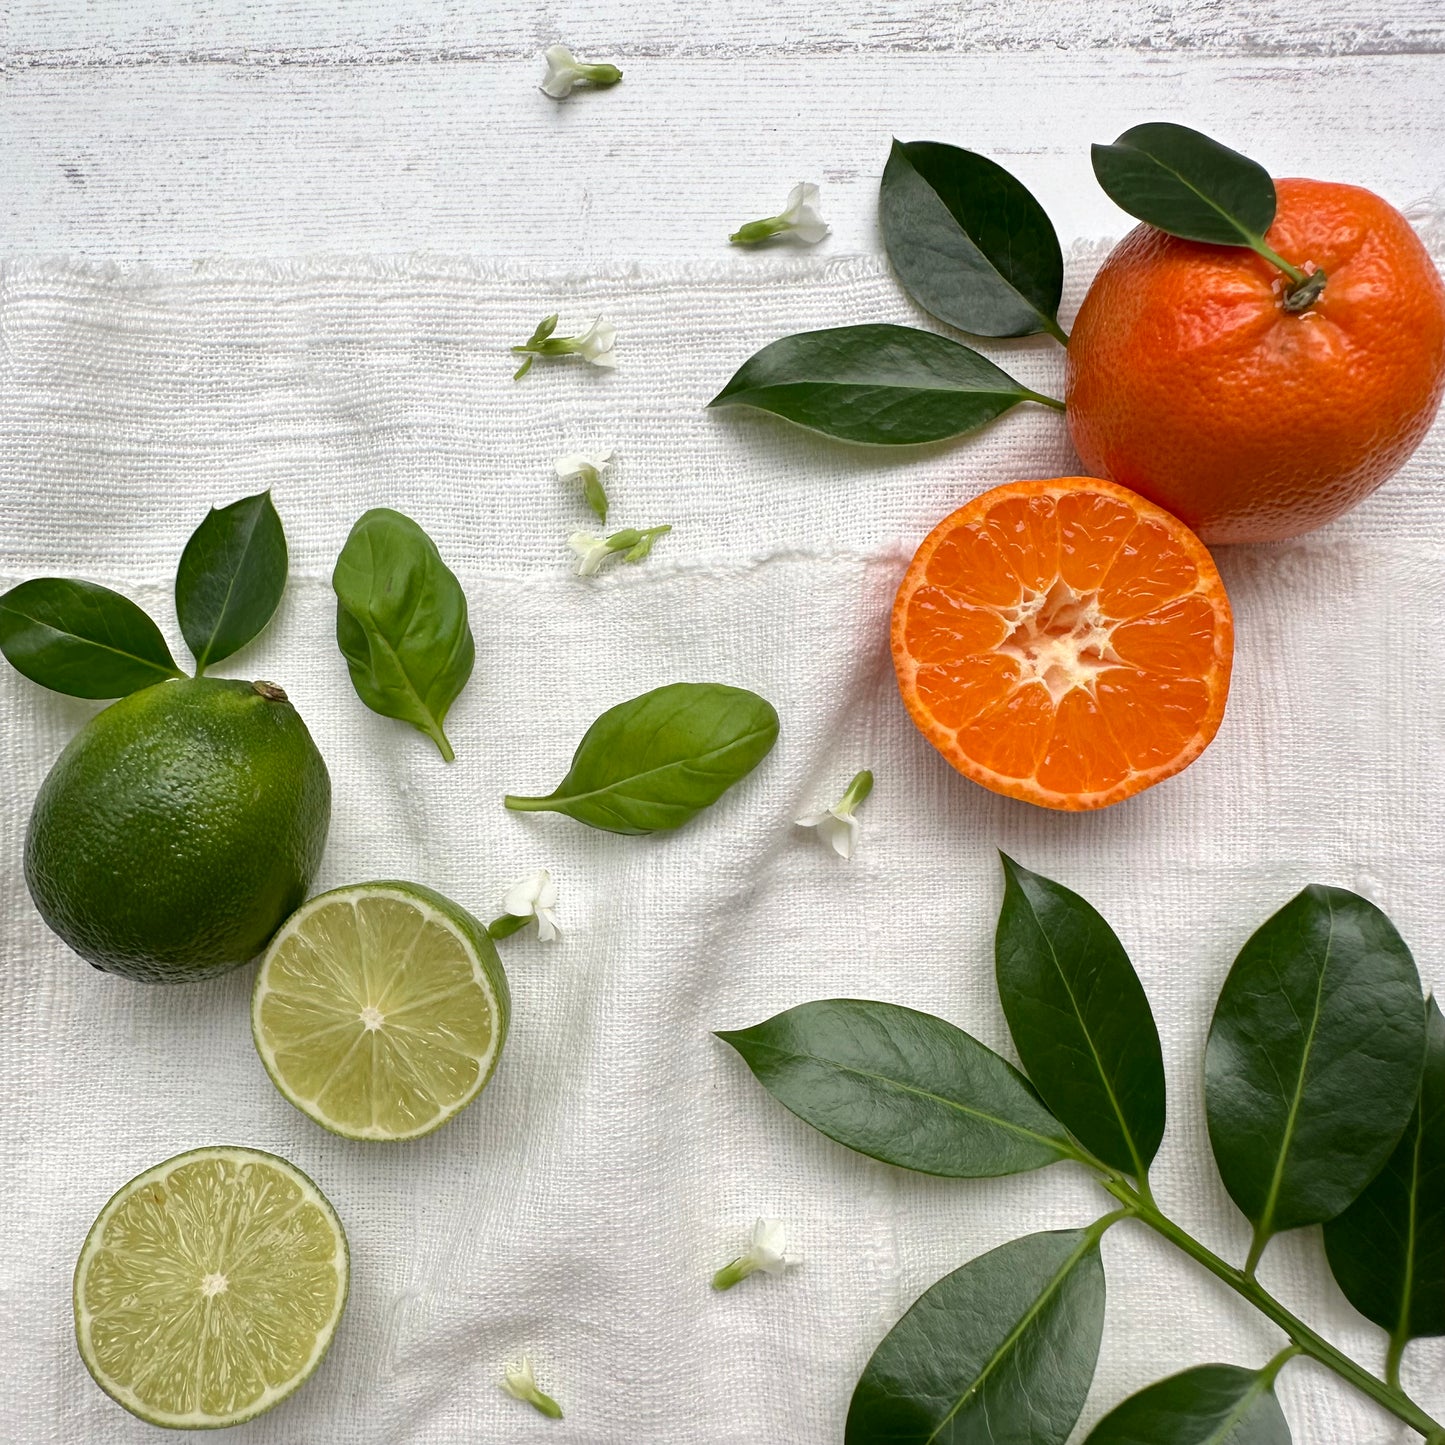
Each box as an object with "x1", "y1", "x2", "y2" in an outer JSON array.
[{"x1": 253, "y1": 681, "x2": 289, "y2": 702}]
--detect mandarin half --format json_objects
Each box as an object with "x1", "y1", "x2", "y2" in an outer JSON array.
[
  {"x1": 891, "y1": 477, "x2": 1233, "y2": 811},
  {"x1": 1065, "y1": 180, "x2": 1445, "y2": 544}
]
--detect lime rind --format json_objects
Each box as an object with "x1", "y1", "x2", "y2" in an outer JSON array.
[
  {"x1": 251, "y1": 882, "x2": 510, "y2": 1142},
  {"x1": 73, "y1": 1145, "x2": 349, "y2": 1430}
]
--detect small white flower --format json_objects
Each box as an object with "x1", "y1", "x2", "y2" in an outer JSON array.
[
  {"x1": 512, "y1": 314, "x2": 618, "y2": 375},
  {"x1": 713, "y1": 1217, "x2": 801, "y2": 1290},
  {"x1": 777, "y1": 182, "x2": 830, "y2": 243},
  {"x1": 503, "y1": 869, "x2": 561, "y2": 942},
  {"x1": 554, "y1": 450, "x2": 615, "y2": 485},
  {"x1": 555, "y1": 449, "x2": 615, "y2": 522},
  {"x1": 540, "y1": 45, "x2": 583, "y2": 97},
  {"x1": 502, "y1": 1356, "x2": 563, "y2": 1419},
  {"x1": 796, "y1": 769, "x2": 874, "y2": 860},
  {"x1": 568, "y1": 531, "x2": 612, "y2": 577},
  {"x1": 575, "y1": 316, "x2": 617, "y2": 368},
  {"x1": 540, "y1": 44, "x2": 622, "y2": 99},
  {"x1": 796, "y1": 808, "x2": 859, "y2": 859},
  {"x1": 502, "y1": 1356, "x2": 540, "y2": 1400},
  {"x1": 567, "y1": 524, "x2": 671, "y2": 577},
  {"x1": 745, "y1": 1218, "x2": 794, "y2": 1275},
  {"x1": 730, "y1": 182, "x2": 830, "y2": 246}
]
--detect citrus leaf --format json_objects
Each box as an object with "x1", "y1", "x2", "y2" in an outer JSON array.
[
  {"x1": 0, "y1": 578, "x2": 182, "y2": 698},
  {"x1": 1084, "y1": 1364, "x2": 1291, "y2": 1445},
  {"x1": 717, "y1": 999, "x2": 1074, "y2": 1178},
  {"x1": 175, "y1": 490, "x2": 288, "y2": 671},
  {"x1": 1205, "y1": 886, "x2": 1426, "y2": 1255},
  {"x1": 880, "y1": 139, "x2": 1064, "y2": 338},
  {"x1": 504, "y1": 682, "x2": 778, "y2": 835},
  {"x1": 708, "y1": 324, "x2": 1053, "y2": 445},
  {"x1": 1323, "y1": 996, "x2": 1445, "y2": 1344},
  {"x1": 845, "y1": 1227, "x2": 1107, "y2": 1445},
  {"x1": 332, "y1": 508, "x2": 474, "y2": 762},
  {"x1": 995, "y1": 856, "x2": 1166, "y2": 1177},
  {"x1": 1090, "y1": 122, "x2": 1276, "y2": 247}
]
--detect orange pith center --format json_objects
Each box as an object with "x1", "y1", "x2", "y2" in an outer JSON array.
[{"x1": 995, "y1": 579, "x2": 1119, "y2": 704}]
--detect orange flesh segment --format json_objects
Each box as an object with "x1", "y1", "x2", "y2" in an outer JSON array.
[{"x1": 892, "y1": 477, "x2": 1233, "y2": 811}]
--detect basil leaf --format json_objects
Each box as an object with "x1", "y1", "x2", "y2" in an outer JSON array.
[
  {"x1": 332, "y1": 508, "x2": 475, "y2": 762},
  {"x1": 1324, "y1": 995, "x2": 1445, "y2": 1346},
  {"x1": 880, "y1": 139, "x2": 1065, "y2": 340},
  {"x1": 995, "y1": 856, "x2": 1166, "y2": 1178},
  {"x1": 0, "y1": 578, "x2": 182, "y2": 698},
  {"x1": 175, "y1": 490, "x2": 288, "y2": 671},
  {"x1": 717, "y1": 999, "x2": 1074, "y2": 1178},
  {"x1": 1091, "y1": 122, "x2": 1276, "y2": 247},
  {"x1": 708, "y1": 324, "x2": 1056, "y2": 445},
  {"x1": 846, "y1": 1227, "x2": 1107, "y2": 1445},
  {"x1": 1205, "y1": 886, "x2": 1426, "y2": 1258},
  {"x1": 1084, "y1": 1364, "x2": 1291, "y2": 1445},
  {"x1": 504, "y1": 681, "x2": 778, "y2": 835}
]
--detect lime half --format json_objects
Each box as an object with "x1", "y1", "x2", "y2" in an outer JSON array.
[
  {"x1": 74, "y1": 1146, "x2": 349, "y2": 1430},
  {"x1": 252, "y1": 882, "x2": 510, "y2": 1141}
]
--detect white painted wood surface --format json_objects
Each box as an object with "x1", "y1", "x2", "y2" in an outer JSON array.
[{"x1": 5, "y1": 3, "x2": 1444, "y2": 264}]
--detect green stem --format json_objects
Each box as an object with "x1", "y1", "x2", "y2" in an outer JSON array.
[
  {"x1": 1251, "y1": 238, "x2": 1309, "y2": 287},
  {"x1": 1027, "y1": 391, "x2": 1068, "y2": 414},
  {"x1": 1100, "y1": 1179, "x2": 1443, "y2": 1438},
  {"x1": 1042, "y1": 316, "x2": 1071, "y2": 347},
  {"x1": 1243, "y1": 1227, "x2": 1269, "y2": 1280},
  {"x1": 730, "y1": 216, "x2": 793, "y2": 245},
  {"x1": 1250, "y1": 238, "x2": 1327, "y2": 312},
  {"x1": 487, "y1": 913, "x2": 531, "y2": 940},
  {"x1": 1260, "y1": 1342, "x2": 1304, "y2": 1385},
  {"x1": 712, "y1": 1256, "x2": 755, "y2": 1290},
  {"x1": 503, "y1": 794, "x2": 553, "y2": 812},
  {"x1": 1387, "y1": 1333, "x2": 1408, "y2": 1392},
  {"x1": 578, "y1": 61, "x2": 622, "y2": 87}
]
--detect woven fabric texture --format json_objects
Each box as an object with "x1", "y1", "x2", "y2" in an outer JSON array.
[{"x1": 1, "y1": 252, "x2": 1443, "y2": 1444}]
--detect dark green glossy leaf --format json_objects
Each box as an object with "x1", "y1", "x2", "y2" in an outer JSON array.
[
  {"x1": 708, "y1": 324, "x2": 1051, "y2": 445},
  {"x1": 846, "y1": 1227, "x2": 1107, "y2": 1445},
  {"x1": 880, "y1": 139, "x2": 1064, "y2": 338},
  {"x1": 1084, "y1": 1364, "x2": 1291, "y2": 1445},
  {"x1": 333, "y1": 508, "x2": 475, "y2": 762},
  {"x1": 995, "y1": 856, "x2": 1165, "y2": 1177},
  {"x1": 175, "y1": 490, "x2": 288, "y2": 671},
  {"x1": 717, "y1": 999, "x2": 1074, "y2": 1178},
  {"x1": 0, "y1": 578, "x2": 182, "y2": 698},
  {"x1": 1324, "y1": 996, "x2": 1445, "y2": 1342},
  {"x1": 505, "y1": 682, "x2": 778, "y2": 835},
  {"x1": 1090, "y1": 122, "x2": 1276, "y2": 247},
  {"x1": 1205, "y1": 886, "x2": 1426, "y2": 1250}
]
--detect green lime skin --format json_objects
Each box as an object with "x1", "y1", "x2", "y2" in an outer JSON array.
[{"x1": 25, "y1": 677, "x2": 331, "y2": 983}]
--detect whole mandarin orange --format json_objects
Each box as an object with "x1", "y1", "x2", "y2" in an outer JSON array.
[{"x1": 1065, "y1": 179, "x2": 1445, "y2": 543}]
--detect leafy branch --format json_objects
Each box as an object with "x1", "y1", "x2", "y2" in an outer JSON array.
[{"x1": 720, "y1": 859, "x2": 1443, "y2": 1443}]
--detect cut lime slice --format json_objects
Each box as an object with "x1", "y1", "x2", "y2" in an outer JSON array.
[
  {"x1": 74, "y1": 1146, "x2": 349, "y2": 1430},
  {"x1": 252, "y1": 881, "x2": 510, "y2": 1141}
]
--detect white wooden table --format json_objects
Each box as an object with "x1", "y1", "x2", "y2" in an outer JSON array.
[{"x1": 7, "y1": 2, "x2": 1444, "y2": 266}]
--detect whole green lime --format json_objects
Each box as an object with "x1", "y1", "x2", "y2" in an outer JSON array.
[{"x1": 25, "y1": 677, "x2": 331, "y2": 983}]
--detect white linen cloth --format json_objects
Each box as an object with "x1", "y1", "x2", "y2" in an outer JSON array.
[{"x1": 2, "y1": 248, "x2": 1443, "y2": 1444}]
